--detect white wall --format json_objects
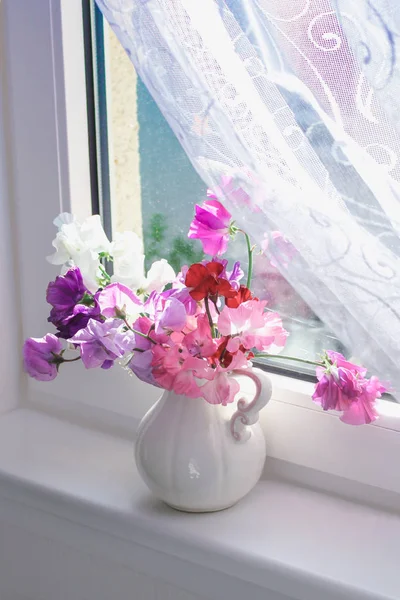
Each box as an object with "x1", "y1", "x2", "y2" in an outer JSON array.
[{"x1": 0, "y1": 0, "x2": 23, "y2": 414}]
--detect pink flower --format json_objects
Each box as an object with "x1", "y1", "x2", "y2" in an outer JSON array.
[
  {"x1": 340, "y1": 377, "x2": 386, "y2": 425},
  {"x1": 96, "y1": 283, "x2": 142, "y2": 319},
  {"x1": 218, "y1": 300, "x2": 288, "y2": 353},
  {"x1": 200, "y1": 372, "x2": 240, "y2": 406},
  {"x1": 188, "y1": 199, "x2": 232, "y2": 256},
  {"x1": 261, "y1": 232, "x2": 297, "y2": 269},
  {"x1": 312, "y1": 352, "x2": 386, "y2": 425},
  {"x1": 151, "y1": 345, "x2": 179, "y2": 390},
  {"x1": 209, "y1": 175, "x2": 258, "y2": 212},
  {"x1": 183, "y1": 314, "x2": 218, "y2": 358},
  {"x1": 313, "y1": 368, "x2": 361, "y2": 412}
]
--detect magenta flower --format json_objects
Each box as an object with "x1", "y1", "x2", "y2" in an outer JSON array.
[
  {"x1": 313, "y1": 369, "x2": 361, "y2": 412},
  {"x1": 188, "y1": 198, "x2": 232, "y2": 256},
  {"x1": 96, "y1": 282, "x2": 142, "y2": 319},
  {"x1": 23, "y1": 334, "x2": 63, "y2": 381},
  {"x1": 340, "y1": 377, "x2": 386, "y2": 425},
  {"x1": 47, "y1": 267, "x2": 101, "y2": 339},
  {"x1": 70, "y1": 319, "x2": 132, "y2": 370},
  {"x1": 312, "y1": 352, "x2": 386, "y2": 425}
]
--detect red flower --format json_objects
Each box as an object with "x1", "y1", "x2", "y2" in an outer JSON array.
[
  {"x1": 225, "y1": 285, "x2": 255, "y2": 308},
  {"x1": 185, "y1": 261, "x2": 237, "y2": 301}
]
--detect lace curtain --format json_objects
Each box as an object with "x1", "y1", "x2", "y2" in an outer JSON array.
[{"x1": 95, "y1": 0, "x2": 400, "y2": 397}]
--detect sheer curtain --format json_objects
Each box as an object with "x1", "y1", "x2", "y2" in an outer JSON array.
[{"x1": 95, "y1": 0, "x2": 400, "y2": 396}]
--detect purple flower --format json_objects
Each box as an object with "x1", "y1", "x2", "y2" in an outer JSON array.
[
  {"x1": 169, "y1": 266, "x2": 198, "y2": 315},
  {"x1": 128, "y1": 350, "x2": 159, "y2": 387},
  {"x1": 227, "y1": 261, "x2": 244, "y2": 290},
  {"x1": 144, "y1": 293, "x2": 188, "y2": 335},
  {"x1": 47, "y1": 267, "x2": 101, "y2": 339},
  {"x1": 47, "y1": 267, "x2": 88, "y2": 322},
  {"x1": 70, "y1": 319, "x2": 133, "y2": 369},
  {"x1": 155, "y1": 297, "x2": 187, "y2": 335},
  {"x1": 53, "y1": 303, "x2": 102, "y2": 339},
  {"x1": 23, "y1": 334, "x2": 63, "y2": 381},
  {"x1": 188, "y1": 199, "x2": 232, "y2": 256}
]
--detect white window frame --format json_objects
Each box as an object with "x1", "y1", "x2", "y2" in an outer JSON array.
[{"x1": 1, "y1": 0, "x2": 400, "y2": 500}]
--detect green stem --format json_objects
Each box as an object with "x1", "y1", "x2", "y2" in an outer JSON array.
[
  {"x1": 61, "y1": 356, "x2": 81, "y2": 363},
  {"x1": 123, "y1": 318, "x2": 157, "y2": 344},
  {"x1": 204, "y1": 297, "x2": 216, "y2": 338},
  {"x1": 240, "y1": 230, "x2": 253, "y2": 288},
  {"x1": 254, "y1": 353, "x2": 324, "y2": 367}
]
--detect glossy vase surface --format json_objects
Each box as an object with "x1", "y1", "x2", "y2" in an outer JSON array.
[{"x1": 135, "y1": 368, "x2": 272, "y2": 512}]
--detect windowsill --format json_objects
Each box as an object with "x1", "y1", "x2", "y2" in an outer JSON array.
[{"x1": 0, "y1": 408, "x2": 398, "y2": 600}]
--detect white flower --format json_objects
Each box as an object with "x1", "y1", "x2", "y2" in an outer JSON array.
[
  {"x1": 143, "y1": 259, "x2": 175, "y2": 294},
  {"x1": 111, "y1": 231, "x2": 145, "y2": 291},
  {"x1": 47, "y1": 213, "x2": 110, "y2": 292},
  {"x1": 47, "y1": 214, "x2": 110, "y2": 264}
]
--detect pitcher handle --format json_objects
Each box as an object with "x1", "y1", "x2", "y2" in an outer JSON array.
[{"x1": 230, "y1": 368, "x2": 272, "y2": 443}]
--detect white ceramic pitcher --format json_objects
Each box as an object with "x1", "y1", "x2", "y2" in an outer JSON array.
[{"x1": 134, "y1": 367, "x2": 272, "y2": 512}]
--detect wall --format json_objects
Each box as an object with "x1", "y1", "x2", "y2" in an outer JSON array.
[{"x1": 0, "y1": 0, "x2": 23, "y2": 414}]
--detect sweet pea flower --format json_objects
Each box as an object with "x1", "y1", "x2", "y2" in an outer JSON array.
[
  {"x1": 168, "y1": 266, "x2": 198, "y2": 315},
  {"x1": 143, "y1": 259, "x2": 175, "y2": 294},
  {"x1": 111, "y1": 231, "x2": 145, "y2": 290},
  {"x1": 96, "y1": 282, "x2": 142, "y2": 320},
  {"x1": 46, "y1": 267, "x2": 102, "y2": 338},
  {"x1": 154, "y1": 297, "x2": 187, "y2": 335},
  {"x1": 312, "y1": 368, "x2": 361, "y2": 412},
  {"x1": 208, "y1": 175, "x2": 258, "y2": 212},
  {"x1": 70, "y1": 319, "x2": 133, "y2": 370},
  {"x1": 261, "y1": 231, "x2": 297, "y2": 270},
  {"x1": 23, "y1": 334, "x2": 63, "y2": 381},
  {"x1": 183, "y1": 314, "x2": 218, "y2": 358},
  {"x1": 47, "y1": 213, "x2": 110, "y2": 292},
  {"x1": 53, "y1": 303, "x2": 102, "y2": 340},
  {"x1": 227, "y1": 261, "x2": 244, "y2": 290},
  {"x1": 312, "y1": 352, "x2": 386, "y2": 425},
  {"x1": 200, "y1": 372, "x2": 240, "y2": 406},
  {"x1": 225, "y1": 285, "x2": 253, "y2": 309},
  {"x1": 46, "y1": 267, "x2": 88, "y2": 321},
  {"x1": 340, "y1": 377, "x2": 386, "y2": 425},
  {"x1": 185, "y1": 261, "x2": 237, "y2": 301},
  {"x1": 128, "y1": 350, "x2": 158, "y2": 387},
  {"x1": 218, "y1": 300, "x2": 288, "y2": 353},
  {"x1": 188, "y1": 199, "x2": 232, "y2": 256}
]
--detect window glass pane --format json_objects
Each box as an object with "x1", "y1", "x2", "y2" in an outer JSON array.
[{"x1": 95, "y1": 12, "x2": 345, "y2": 376}]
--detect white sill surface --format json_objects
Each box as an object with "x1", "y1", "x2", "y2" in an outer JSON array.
[{"x1": 0, "y1": 409, "x2": 398, "y2": 600}]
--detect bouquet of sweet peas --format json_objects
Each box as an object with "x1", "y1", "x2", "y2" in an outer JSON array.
[{"x1": 23, "y1": 196, "x2": 387, "y2": 425}]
